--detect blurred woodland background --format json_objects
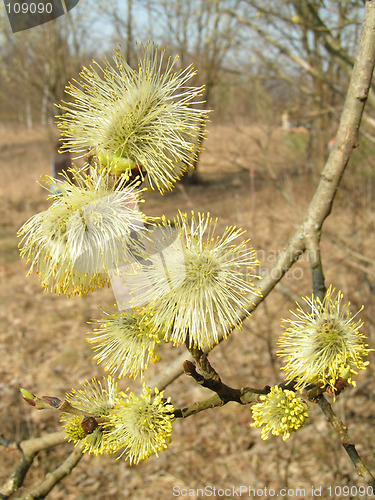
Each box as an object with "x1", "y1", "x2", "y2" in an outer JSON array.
[{"x1": 1, "y1": 1, "x2": 375, "y2": 498}]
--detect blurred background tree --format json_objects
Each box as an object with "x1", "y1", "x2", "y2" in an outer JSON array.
[{"x1": 0, "y1": 0, "x2": 371, "y2": 170}]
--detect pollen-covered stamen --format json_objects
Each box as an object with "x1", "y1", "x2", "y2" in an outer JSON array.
[
  {"x1": 104, "y1": 386, "x2": 175, "y2": 465},
  {"x1": 277, "y1": 286, "x2": 373, "y2": 396},
  {"x1": 88, "y1": 308, "x2": 160, "y2": 379},
  {"x1": 185, "y1": 251, "x2": 220, "y2": 285},
  {"x1": 17, "y1": 170, "x2": 150, "y2": 297},
  {"x1": 128, "y1": 211, "x2": 261, "y2": 349},
  {"x1": 57, "y1": 42, "x2": 210, "y2": 194},
  {"x1": 250, "y1": 386, "x2": 309, "y2": 441}
]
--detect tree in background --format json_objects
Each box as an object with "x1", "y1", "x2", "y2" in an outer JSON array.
[
  {"x1": 227, "y1": 0, "x2": 371, "y2": 167},
  {"x1": 100, "y1": 0, "x2": 373, "y2": 173},
  {"x1": 0, "y1": 1, "x2": 99, "y2": 128}
]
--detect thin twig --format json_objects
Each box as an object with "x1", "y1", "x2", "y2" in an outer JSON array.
[
  {"x1": 316, "y1": 395, "x2": 375, "y2": 488},
  {"x1": 324, "y1": 232, "x2": 375, "y2": 267},
  {"x1": 0, "y1": 432, "x2": 67, "y2": 498},
  {"x1": 173, "y1": 382, "x2": 268, "y2": 419},
  {"x1": 306, "y1": 232, "x2": 326, "y2": 301},
  {"x1": 183, "y1": 359, "x2": 243, "y2": 402},
  {"x1": 20, "y1": 449, "x2": 84, "y2": 500},
  {"x1": 178, "y1": 361, "x2": 300, "y2": 417},
  {"x1": 187, "y1": 344, "x2": 221, "y2": 383},
  {"x1": 174, "y1": 394, "x2": 226, "y2": 418}
]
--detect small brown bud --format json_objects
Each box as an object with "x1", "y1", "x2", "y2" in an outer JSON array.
[
  {"x1": 22, "y1": 397, "x2": 36, "y2": 407},
  {"x1": 42, "y1": 396, "x2": 62, "y2": 408},
  {"x1": 81, "y1": 416, "x2": 98, "y2": 435},
  {"x1": 327, "y1": 377, "x2": 348, "y2": 398},
  {"x1": 183, "y1": 360, "x2": 196, "y2": 375}
]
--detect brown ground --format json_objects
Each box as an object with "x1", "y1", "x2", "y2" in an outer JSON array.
[{"x1": 1, "y1": 123, "x2": 375, "y2": 499}]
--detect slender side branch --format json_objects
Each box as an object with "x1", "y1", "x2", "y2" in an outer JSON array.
[
  {"x1": 187, "y1": 344, "x2": 221, "y2": 383},
  {"x1": 19, "y1": 449, "x2": 84, "y2": 500},
  {"x1": 316, "y1": 395, "x2": 375, "y2": 488},
  {"x1": 19, "y1": 431, "x2": 67, "y2": 457},
  {"x1": 324, "y1": 232, "x2": 375, "y2": 267},
  {"x1": 183, "y1": 360, "x2": 242, "y2": 402},
  {"x1": 174, "y1": 394, "x2": 226, "y2": 418},
  {"x1": 241, "y1": 0, "x2": 375, "y2": 317},
  {"x1": 0, "y1": 432, "x2": 67, "y2": 498},
  {"x1": 305, "y1": 234, "x2": 326, "y2": 301},
  {"x1": 174, "y1": 381, "x2": 270, "y2": 418}
]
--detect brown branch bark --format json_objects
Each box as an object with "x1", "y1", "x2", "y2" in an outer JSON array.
[
  {"x1": 240, "y1": 0, "x2": 375, "y2": 317},
  {"x1": 19, "y1": 450, "x2": 84, "y2": 500},
  {"x1": 316, "y1": 395, "x2": 375, "y2": 488},
  {"x1": 173, "y1": 377, "x2": 298, "y2": 419},
  {"x1": 0, "y1": 432, "x2": 67, "y2": 498}
]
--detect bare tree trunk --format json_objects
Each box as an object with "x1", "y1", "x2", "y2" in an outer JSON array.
[
  {"x1": 25, "y1": 98, "x2": 32, "y2": 130},
  {"x1": 126, "y1": 0, "x2": 133, "y2": 65}
]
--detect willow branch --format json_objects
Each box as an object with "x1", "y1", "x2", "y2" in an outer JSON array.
[
  {"x1": 241, "y1": 0, "x2": 375, "y2": 316},
  {"x1": 173, "y1": 394, "x2": 227, "y2": 418},
  {"x1": 316, "y1": 395, "x2": 375, "y2": 488},
  {"x1": 174, "y1": 377, "x2": 301, "y2": 419},
  {"x1": 173, "y1": 383, "x2": 267, "y2": 418},
  {"x1": 305, "y1": 229, "x2": 326, "y2": 301},
  {"x1": 183, "y1": 359, "x2": 243, "y2": 402},
  {"x1": 187, "y1": 344, "x2": 221, "y2": 382},
  {"x1": 19, "y1": 449, "x2": 84, "y2": 500},
  {"x1": 0, "y1": 432, "x2": 67, "y2": 497}
]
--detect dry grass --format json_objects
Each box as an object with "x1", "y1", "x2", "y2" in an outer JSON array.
[{"x1": 1, "y1": 123, "x2": 375, "y2": 499}]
